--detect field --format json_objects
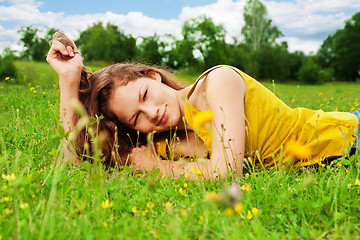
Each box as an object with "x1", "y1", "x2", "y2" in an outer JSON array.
[{"x1": 0, "y1": 61, "x2": 360, "y2": 239}]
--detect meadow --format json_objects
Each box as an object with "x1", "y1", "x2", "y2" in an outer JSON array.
[{"x1": 0, "y1": 61, "x2": 360, "y2": 239}]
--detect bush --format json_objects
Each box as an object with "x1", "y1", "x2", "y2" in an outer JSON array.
[
  {"x1": 297, "y1": 58, "x2": 322, "y2": 84},
  {"x1": 0, "y1": 49, "x2": 17, "y2": 81}
]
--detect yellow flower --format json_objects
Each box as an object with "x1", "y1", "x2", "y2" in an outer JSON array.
[
  {"x1": 2, "y1": 173, "x2": 16, "y2": 181},
  {"x1": 318, "y1": 92, "x2": 323, "y2": 96},
  {"x1": 224, "y1": 208, "x2": 235, "y2": 216},
  {"x1": 287, "y1": 140, "x2": 311, "y2": 159},
  {"x1": 101, "y1": 199, "x2": 113, "y2": 209},
  {"x1": 178, "y1": 188, "x2": 185, "y2": 196},
  {"x1": 1, "y1": 196, "x2": 11, "y2": 202},
  {"x1": 246, "y1": 210, "x2": 253, "y2": 220},
  {"x1": 234, "y1": 203, "x2": 244, "y2": 213},
  {"x1": 165, "y1": 202, "x2": 172, "y2": 207},
  {"x1": 193, "y1": 110, "x2": 214, "y2": 129},
  {"x1": 355, "y1": 179, "x2": 360, "y2": 185},
  {"x1": 252, "y1": 207, "x2": 258, "y2": 215},
  {"x1": 350, "y1": 107, "x2": 356, "y2": 112},
  {"x1": 20, "y1": 202, "x2": 29, "y2": 209},
  {"x1": 146, "y1": 202, "x2": 155, "y2": 208},
  {"x1": 184, "y1": 172, "x2": 189, "y2": 178},
  {"x1": 5, "y1": 77, "x2": 10, "y2": 80},
  {"x1": 206, "y1": 191, "x2": 218, "y2": 201},
  {"x1": 131, "y1": 207, "x2": 137, "y2": 213},
  {"x1": 0, "y1": 86, "x2": 3, "y2": 89},
  {"x1": 355, "y1": 102, "x2": 359, "y2": 107},
  {"x1": 33, "y1": 91, "x2": 37, "y2": 94},
  {"x1": 240, "y1": 184, "x2": 251, "y2": 191},
  {"x1": 198, "y1": 215, "x2": 204, "y2": 224},
  {"x1": 291, "y1": 99, "x2": 295, "y2": 103},
  {"x1": 183, "y1": 183, "x2": 188, "y2": 188},
  {"x1": 42, "y1": 92, "x2": 46, "y2": 94},
  {"x1": 143, "y1": 208, "x2": 149, "y2": 214},
  {"x1": 2, "y1": 208, "x2": 13, "y2": 215},
  {"x1": 30, "y1": 87, "x2": 35, "y2": 91},
  {"x1": 347, "y1": 184, "x2": 352, "y2": 189},
  {"x1": 180, "y1": 209, "x2": 187, "y2": 216},
  {"x1": 336, "y1": 163, "x2": 342, "y2": 167}
]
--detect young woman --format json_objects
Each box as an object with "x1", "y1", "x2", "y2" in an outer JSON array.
[{"x1": 47, "y1": 32, "x2": 360, "y2": 179}]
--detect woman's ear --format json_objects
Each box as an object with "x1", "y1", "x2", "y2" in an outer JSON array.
[{"x1": 149, "y1": 71, "x2": 162, "y2": 82}]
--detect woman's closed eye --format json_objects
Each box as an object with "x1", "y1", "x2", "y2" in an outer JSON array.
[
  {"x1": 143, "y1": 89, "x2": 148, "y2": 101},
  {"x1": 134, "y1": 89, "x2": 148, "y2": 126}
]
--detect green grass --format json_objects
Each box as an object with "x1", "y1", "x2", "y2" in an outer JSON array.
[{"x1": 0, "y1": 61, "x2": 360, "y2": 239}]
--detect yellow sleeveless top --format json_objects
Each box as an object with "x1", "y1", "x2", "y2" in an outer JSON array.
[{"x1": 157, "y1": 65, "x2": 359, "y2": 167}]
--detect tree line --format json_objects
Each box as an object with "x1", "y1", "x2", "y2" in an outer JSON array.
[{"x1": 2, "y1": 0, "x2": 360, "y2": 83}]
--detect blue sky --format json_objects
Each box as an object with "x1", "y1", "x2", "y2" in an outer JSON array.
[{"x1": 0, "y1": 0, "x2": 359, "y2": 53}]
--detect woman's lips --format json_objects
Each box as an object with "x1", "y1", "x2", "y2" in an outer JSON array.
[{"x1": 158, "y1": 106, "x2": 168, "y2": 125}]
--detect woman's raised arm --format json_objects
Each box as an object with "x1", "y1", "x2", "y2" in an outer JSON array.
[{"x1": 46, "y1": 34, "x2": 83, "y2": 160}]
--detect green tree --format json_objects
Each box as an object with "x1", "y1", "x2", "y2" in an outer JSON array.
[
  {"x1": 317, "y1": 11, "x2": 360, "y2": 81},
  {"x1": 0, "y1": 48, "x2": 17, "y2": 80},
  {"x1": 175, "y1": 15, "x2": 229, "y2": 70},
  {"x1": 76, "y1": 22, "x2": 137, "y2": 63},
  {"x1": 241, "y1": 0, "x2": 282, "y2": 51},
  {"x1": 137, "y1": 35, "x2": 164, "y2": 65},
  {"x1": 18, "y1": 27, "x2": 57, "y2": 61}
]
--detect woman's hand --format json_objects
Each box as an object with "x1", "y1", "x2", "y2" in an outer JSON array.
[{"x1": 46, "y1": 33, "x2": 83, "y2": 84}]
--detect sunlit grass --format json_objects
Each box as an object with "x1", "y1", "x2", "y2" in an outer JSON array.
[{"x1": 0, "y1": 61, "x2": 359, "y2": 239}]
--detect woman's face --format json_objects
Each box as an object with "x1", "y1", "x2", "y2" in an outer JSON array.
[{"x1": 109, "y1": 73, "x2": 183, "y2": 133}]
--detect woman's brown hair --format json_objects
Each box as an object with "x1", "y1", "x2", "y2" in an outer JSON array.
[{"x1": 75, "y1": 63, "x2": 185, "y2": 167}]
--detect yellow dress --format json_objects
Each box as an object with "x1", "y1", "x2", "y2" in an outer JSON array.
[{"x1": 157, "y1": 65, "x2": 359, "y2": 167}]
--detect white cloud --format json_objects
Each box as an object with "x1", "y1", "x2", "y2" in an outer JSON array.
[{"x1": 0, "y1": 0, "x2": 359, "y2": 54}]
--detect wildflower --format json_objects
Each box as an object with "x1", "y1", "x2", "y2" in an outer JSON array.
[
  {"x1": 146, "y1": 202, "x2": 155, "y2": 208},
  {"x1": 336, "y1": 163, "x2": 342, "y2": 167},
  {"x1": 183, "y1": 183, "x2": 188, "y2": 188},
  {"x1": 103, "y1": 222, "x2": 107, "y2": 227},
  {"x1": 295, "y1": 178, "x2": 302, "y2": 182},
  {"x1": 252, "y1": 207, "x2": 258, "y2": 215},
  {"x1": 131, "y1": 207, "x2": 137, "y2": 213},
  {"x1": 224, "y1": 208, "x2": 235, "y2": 216},
  {"x1": 198, "y1": 215, "x2": 204, "y2": 224},
  {"x1": 42, "y1": 92, "x2": 46, "y2": 94},
  {"x1": 355, "y1": 102, "x2": 359, "y2": 107},
  {"x1": 2, "y1": 208, "x2": 13, "y2": 215},
  {"x1": 165, "y1": 202, "x2": 172, "y2": 207},
  {"x1": 355, "y1": 179, "x2": 360, "y2": 185},
  {"x1": 240, "y1": 184, "x2": 251, "y2": 192},
  {"x1": 33, "y1": 91, "x2": 37, "y2": 94},
  {"x1": 5, "y1": 77, "x2": 10, "y2": 80},
  {"x1": 287, "y1": 140, "x2": 311, "y2": 159},
  {"x1": 20, "y1": 202, "x2": 29, "y2": 209},
  {"x1": 193, "y1": 110, "x2": 214, "y2": 129},
  {"x1": 178, "y1": 188, "x2": 185, "y2": 196},
  {"x1": 351, "y1": 107, "x2": 356, "y2": 112},
  {"x1": 101, "y1": 199, "x2": 113, "y2": 209},
  {"x1": 0, "y1": 86, "x2": 3, "y2": 89},
  {"x1": 347, "y1": 184, "x2": 352, "y2": 189},
  {"x1": 180, "y1": 209, "x2": 186, "y2": 216},
  {"x1": 184, "y1": 172, "x2": 189, "y2": 178},
  {"x1": 234, "y1": 203, "x2": 244, "y2": 213},
  {"x1": 31, "y1": 194, "x2": 35, "y2": 198},
  {"x1": 246, "y1": 210, "x2": 253, "y2": 220},
  {"x1": 1, "y1": 196, "x2": 11, "y2": 202},
  {"x1": 206, "y1": 191, "x2": 218, "y2": 201},
  {"x1": 320, "y1": 104, "x2": 323, "y2": 107},
  {"x1": 2, "y1": 173, "x2": 16, "y2": 181},
  {"x1": 30, "y1": 87, "x2": 35, "y2": 91},
  {"x1": 291, "y1": 99, "x2": 295, "y2": 103},
  {"x1": 318, "y1": 92, "x2": 323, "y2": 96}
]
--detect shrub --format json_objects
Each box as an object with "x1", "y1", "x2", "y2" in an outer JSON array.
[
  {"x1": 0, "y1": 49, "x2": 17, "y2": 81},
  {"x1": 297, "y1": 58, "x2": 322, "y2": 84}
]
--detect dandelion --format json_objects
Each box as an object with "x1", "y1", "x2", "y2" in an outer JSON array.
[
  {"x1": 295, "y1": 178, "x2": 302, "y2": 182},
  {"x1": 103, "y1": 222, "x2": 108, "y2": 227},
  {"x1": 20, "y1": 202, "x2": 29, "y2": 209},
  {"x1": 246, "y1": 210, "x2": 253, "y2": 220},
  {"x1": 184, "y1": 172, "x2": 189, "y2": 178},
  {"x1": 165, "y1": 202, "x2": 172, "y2": 207},
  {"x1": 1, "y1": 196, "x2": 11, "y2": 202},
  {"x1": 234, "y1": 203, "x2": 244, "y2": 213},
  {"x1": 355, "y1": 102, "x2": 359, "y2": 107},
  {"x1": 252, "y1": 207, "x2": 258, "y2": 215},
  {"x1": 2, "y1": 173, "x2": 16, "y2": 181},
  {"x1": 5, "y1": 77, "x2": 10, "y2": 80},
  {"x1": 31, "y1": 194, "x2": 35, "y2": 198},
  {"x1": 101, "y1": 199, "x2": 113, "y2": 209},
  {"x1": 347, "y1": 184, "x2": 352, "y2": 189},
  {"x1": 178, "y1": 187, "x2": 185, "y2": 196},
  {"x1": 33, "y1": 90, "x2": 37, "y2": 94},
  {"x1": 355, "y1": 179, "x2": 360, "y2": 185},
  {"x1": 131, "y1": 207, "x2": 137, "y2": 213},
  {"x1": 224, "y1": 208, "x2": 235, "y2": 216},
  {"x1": 30, "y1": 87, "x2": 35, "y2": 91},
  {"x1": 0, "y1": 86, "x2": 3, "y2": 89},
  {"x1": 240, "y1": 184, "x2": 251, "y2": 192},
  {"x1": 42, "y1": 92, "x2": 46, "y2": 94},
  {"x1": 183, "y1": 183, "x2": 188, "y2": 188},
  {"x1": 198, "y1": 215, "x2": 204, "y2": 224},
  {"x1": 336, "y1": 163, "x2": 342, "y2": 167},
  {"x1": 143, "y1": 208, "x2": 149, "y2": 215},
  {"x1": 320, "y1": 103, "x2": 323, "y2": 107},
  {"x1": 287, "y1": 140, "x2": 311, "y2": 159},
  {"x1": 193, "y1": 110, "x2": 214, "y2": 129},
  {"x1": 351, "y1": 107, "x2": 356, "y2": 112}
]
